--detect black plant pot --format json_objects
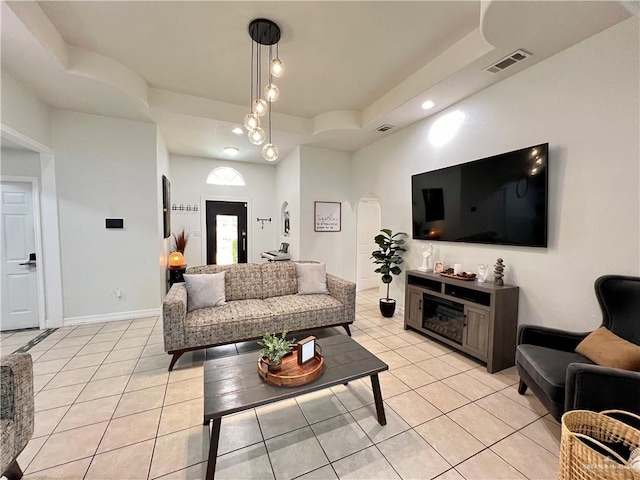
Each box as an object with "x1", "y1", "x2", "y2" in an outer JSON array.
[{"x1": 379, "y1": 299, "x2": 396, "y2": 318}]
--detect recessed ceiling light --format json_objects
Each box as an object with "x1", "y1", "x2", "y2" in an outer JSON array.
[
  {"x1": 231, "y1": 127, "x2": 243, "y2": 135},
  {"x1": 421, "y1": 100, "x2": 435, "y2": 110},
  {"x1": 224, "y1": 147, "x2": 239, "y2": 155}
]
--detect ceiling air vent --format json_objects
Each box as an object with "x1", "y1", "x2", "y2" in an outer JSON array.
[
  {"x1": 376, "y1": 124, "x2": 395, "y2": 132},
  {"x1": 484, "y1": 49, "x2": 531, "y2": 74}
]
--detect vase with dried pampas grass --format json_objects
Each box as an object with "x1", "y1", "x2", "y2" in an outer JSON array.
[{"x1": 172, "y1": 228, "x2": 190, "y2": 254}]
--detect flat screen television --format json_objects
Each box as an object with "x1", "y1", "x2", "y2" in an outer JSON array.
[{"x1": 411, "y1": 143, "x2": 548, "y2": 247}]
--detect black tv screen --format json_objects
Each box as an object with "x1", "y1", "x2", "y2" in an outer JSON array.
[{"x1": 411, "y1": 143, "x2": 548, "y2": 247}]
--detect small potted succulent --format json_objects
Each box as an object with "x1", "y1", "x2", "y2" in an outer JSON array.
[
  {"x1": 258, "y1": 331, "x2": 295, "y2": 371},
  {"x1": 371, "y1": 229, "x2": 407, "y2": 317}
]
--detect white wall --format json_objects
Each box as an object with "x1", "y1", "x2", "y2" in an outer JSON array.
[
  {"x1": 352, "y1": 18, "x2": 640, "y2": 331},
  {"x1": 299, "y1": 146, "x2": 356, "y2": 280},
  {"x1": 52, "y1": 110, "x2": 162, "y2": 322},
  {"x1": 168, "y1": 154, "x2": 277, "y2": 266},
  {"x1": 1, "y1": 70, "x2": 52, "y2": 149},
  {"x1": 0, "y1": 148, "x2": 41, "y2": 177},
  {"x1": 276, "y1": 147, "x2": 301, "y2": 261}
]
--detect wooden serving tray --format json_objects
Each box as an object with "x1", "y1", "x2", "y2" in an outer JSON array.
[
  {"x1": 257, "y1": 353, "x2": 324, "y2": 387},
  {"x1": 439, "y1": 272, "x2": 477, "y2": 281}
]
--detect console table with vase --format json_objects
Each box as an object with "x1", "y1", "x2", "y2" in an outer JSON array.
[
  {"x1": 404, "y1": 270, "x2": 519, "y2": 373},
  {"x1": 168, "y1": 265, "x2": 187, "y2": 287}
]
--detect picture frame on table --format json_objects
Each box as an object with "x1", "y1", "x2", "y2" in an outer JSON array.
[
  {"x1": 434, "y1": 261, "x2": 444, "y2": 273},
  {"x1": 297, "y1": 336, "x2": 317, "y2": 365}
]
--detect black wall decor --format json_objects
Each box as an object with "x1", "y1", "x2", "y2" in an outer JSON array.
[{"x1": 162, "y1": 175, "x2": 171, "y2": 238}]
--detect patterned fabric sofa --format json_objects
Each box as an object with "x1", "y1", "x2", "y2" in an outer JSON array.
[
  {"x1": 1, "y1": 353, "x2": 34, "y2": 480},
  {"x1": 162, "y1": 262, "x2": 356, "y2": 370}
]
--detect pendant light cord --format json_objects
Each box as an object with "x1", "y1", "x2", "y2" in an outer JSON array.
[
  {"x1": 249, "y1": 40, "x2": 254, "y2": 106},
  {"x1": 268, "y1": 44, "x2": 273, "y2": 144}
]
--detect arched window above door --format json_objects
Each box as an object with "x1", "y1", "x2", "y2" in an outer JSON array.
[{"x1": 206, "y1": 167, "x2": 245, "y2": 186}]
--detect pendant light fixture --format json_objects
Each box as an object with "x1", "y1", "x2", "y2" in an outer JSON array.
[{"x1": 245, "y1": 18, "x2": 284, "y2": 162}]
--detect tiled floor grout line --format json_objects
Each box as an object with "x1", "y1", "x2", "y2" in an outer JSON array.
[
  {"x1": 145, "y1": 345, "x2": 169, "y2": 480},
  {"x1": 252, "y1": 401, "x2": 280, "y2": 480}
]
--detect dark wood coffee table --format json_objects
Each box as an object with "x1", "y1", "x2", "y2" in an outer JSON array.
[{"x1": 202, "y1": 334, "x2": 388, "y2": 479}]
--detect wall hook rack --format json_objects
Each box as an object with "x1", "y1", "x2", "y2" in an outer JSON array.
[
  {"x1": 257, "y1": 217, "x2": 272, "y2": 229},
  {"x1": 171, "y1": 204, "x2": 198, "y2": 213}
]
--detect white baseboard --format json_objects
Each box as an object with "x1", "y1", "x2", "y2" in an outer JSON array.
[{"x1": 64, "y1": 308, "x2": 161, "y2": 326}]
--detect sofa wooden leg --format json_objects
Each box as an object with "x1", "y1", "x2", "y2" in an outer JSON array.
[
  {"x1": 3, "y1": 459, "x2": 23, "y2": 480},
  {"x1": 342, "y1": 324, "x2": 352, "y2": 337},
  {"x1": 518, "y1": 379, "x2": 528, "y2": 395},
  {"x1": 168, "y1": 351, "x2": 185, "y2": 371}
]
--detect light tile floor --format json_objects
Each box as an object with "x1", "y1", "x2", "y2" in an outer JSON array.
[{"x1": 1, "y1": 289, "x2": 561, "y2": 479}]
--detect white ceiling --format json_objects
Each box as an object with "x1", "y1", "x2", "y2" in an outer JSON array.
[{"x1": 1, "y1": 1, "x2": 633, "y2": 164}]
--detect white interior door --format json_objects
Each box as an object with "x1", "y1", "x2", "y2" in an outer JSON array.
[
  {"x1": 1, "y1": 181, "x2": 39, "y2": 331},
  {"x1": 356, "y1": 199, "x2": 381, "y2": 291}
]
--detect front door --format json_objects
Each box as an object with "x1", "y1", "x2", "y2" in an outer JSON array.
[
  {"x1": 206, "y1": 201, "x2": 248, "y2": 265},
  {"x1": 1, "y1": 181, "x2": 39, "y2": 331}
]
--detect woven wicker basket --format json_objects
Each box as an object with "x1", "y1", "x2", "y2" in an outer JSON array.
[{"x1": 560, "y1": 410, "x2": 640, "y2": 480}]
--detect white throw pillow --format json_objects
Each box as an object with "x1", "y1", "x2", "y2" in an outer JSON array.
[
  {"x1": 296, "y1": 263, "x2": 329, "y2": 295},
  {"x1": 184, "y1": 271, "x2": 226, "y2": 312}
]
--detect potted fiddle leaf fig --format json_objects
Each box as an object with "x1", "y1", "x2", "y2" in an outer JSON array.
[
  {"x1": 371, "y1": 229, "x2": 407, "y2": 317},
  {"x1": 257, "y1": 331, "x2": 295, "y2": 371}
]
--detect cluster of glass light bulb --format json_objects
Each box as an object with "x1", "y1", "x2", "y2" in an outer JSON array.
[{"x1": 243, "y1": 58, "x2": 284, "y2": 161}]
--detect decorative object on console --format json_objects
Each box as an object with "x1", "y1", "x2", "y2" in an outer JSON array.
[
  {"x1": 434, "y1": 261, "x2": 444, "y2": 273},
  {"x1": 477, "y1": 264, "x2": 489, "y2": 283},
  {"x1": 172, "y1": 228, "x2": 190, "y2": 254},
  {"x1": 453, "y1": 263, "x2": 462, "y2": 275},
  {"x1": 258, "y1": 331, "x2": 295, "y2": 372},
  {"x1": 169, "y1": 251, "x2": 185, "y2": 267},
  {"x1": 244, "y1": 19, "x2": 284, "y2": 161},
  {"x1": 418, "y1": 243, "x2": 433, "y2": 272},
  {"x1": 371, "y1": 229, "x2": 407, "y2": 317},
  {"x1": 494, "y1": 258, "x2": 505, "y2": 286},
  {"x1": 439, "y1": 271, "x2": 476, "y2": 281}
]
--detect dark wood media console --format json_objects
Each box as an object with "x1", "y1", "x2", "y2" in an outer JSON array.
[{"x1": 404, "y1": 270, "x2": 519, "y2": 373}]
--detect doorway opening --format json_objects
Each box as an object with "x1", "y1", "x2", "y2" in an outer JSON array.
[
  {"x1": 205, "y1": 201, "x2": 248, "y2": 265},
  {"x1": 356, "y1": 197, "x2": 381, "y2": 292},
  {"x1": 1, "y1": 179, "x2": 43, "y2": 331}
]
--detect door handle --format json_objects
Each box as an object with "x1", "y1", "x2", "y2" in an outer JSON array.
[
  {"x1": 418, "y1": 299, "x2": 422, "y2": 310},
  {"x1": 19, "y1": 253, "x2": 36, "y2": 266}
]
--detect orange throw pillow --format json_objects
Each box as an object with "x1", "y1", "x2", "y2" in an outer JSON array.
[{"x1": 575, "y1": 327, "x2": 640, "y2": 371}]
